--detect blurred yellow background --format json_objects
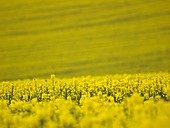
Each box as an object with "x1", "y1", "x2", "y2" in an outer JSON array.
[{"x1": 0, "y1": 0, "x2": 169, "y2": 81}]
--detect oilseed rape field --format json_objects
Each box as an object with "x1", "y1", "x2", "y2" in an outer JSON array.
[
  {"x1": 0, "y1": 73, "x2": 170, "y2": 128},
  {"x1": 0, "y1": 0, "x2": 170, "y2": 81},
  {"x1": 0, "y1": 0, "x2": 170, "y2": 128}
]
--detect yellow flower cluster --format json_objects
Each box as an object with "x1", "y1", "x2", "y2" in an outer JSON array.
[{"x1": 0, "y1": 73, "x2": 170, "y2": 128}]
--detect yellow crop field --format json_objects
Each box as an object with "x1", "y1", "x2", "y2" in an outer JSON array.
[
  {"x1": 0, "y1": 73, "x2": 170, "y2": 128},
  {"x1": 0, "y1": 0, "x2": 170, "y2": 81},
  {"x1": 0, "y1": 0, "x2": 170, "y2": 127}
]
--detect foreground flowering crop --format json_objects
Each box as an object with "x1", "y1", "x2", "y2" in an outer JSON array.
[{"x1": 0, "y1": 73, "x2": 170, "y2": 128}]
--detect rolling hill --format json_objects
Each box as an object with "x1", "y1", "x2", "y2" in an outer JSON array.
[{"x1": 0, "y1": 0, "x2": 170, "y2": 81}]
